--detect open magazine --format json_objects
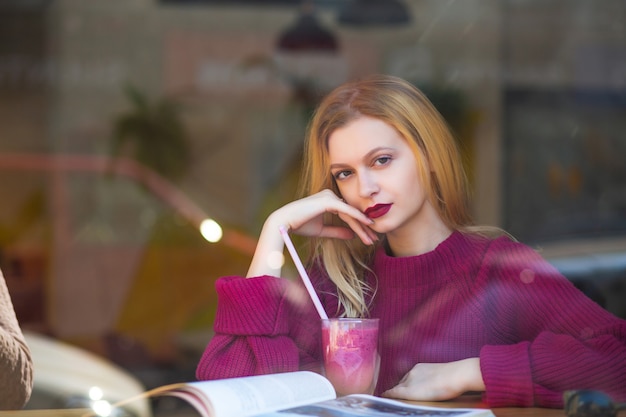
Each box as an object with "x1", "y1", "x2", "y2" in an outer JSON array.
[{"x1": 98, "y1": 371, "x2": 494, "y2": 417}]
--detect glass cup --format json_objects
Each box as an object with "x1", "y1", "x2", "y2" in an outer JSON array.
[{"x1": 321, "y1": 318, "x2": 380, "y2": 396}]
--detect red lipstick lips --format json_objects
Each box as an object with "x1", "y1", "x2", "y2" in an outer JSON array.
[{"x1": 364, "y1": 204, "x2": 392, "y2": 219}]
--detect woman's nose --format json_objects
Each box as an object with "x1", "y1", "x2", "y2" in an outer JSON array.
[{"x1": 358, "y1": 171, "x2": 379, "y2": 198}]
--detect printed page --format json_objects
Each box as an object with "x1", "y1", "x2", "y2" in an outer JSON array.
[
  {"x1": 170, "y1": 371, "x2": 336, "y2": 417},
  {"x1": 257, "y1": 394, "x2": 495, "y2": 417}
]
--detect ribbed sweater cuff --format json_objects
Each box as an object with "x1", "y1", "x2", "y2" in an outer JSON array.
[
  {"x1": 480, "y1": 342, "x2": 534, "y2": 407},
  {"x1": 213, "y1": 276, "x2": 290, "y2": 336}
]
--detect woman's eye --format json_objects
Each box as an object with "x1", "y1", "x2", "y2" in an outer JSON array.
[
  {"x1": 374, "y1": 156, "x2": 391, "y2": 166},
  {"x1": 334, "y1": 170, "x2": 352, "y2": 180}
]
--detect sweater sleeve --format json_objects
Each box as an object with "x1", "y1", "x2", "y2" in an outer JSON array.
[
  {"x1": 476, "y1": 239, "x2": 626, "y2": 408},
  {"x1": 195, "y1": 275, "x2": 325, "y2": 380},
  {"x1": 0, "y1": 271, "x2": 33, "y2": 410}
]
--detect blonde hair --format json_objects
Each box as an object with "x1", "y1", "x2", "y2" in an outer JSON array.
[{"x1": 300, "y1": 74, "x2": 492, "y2": 317}]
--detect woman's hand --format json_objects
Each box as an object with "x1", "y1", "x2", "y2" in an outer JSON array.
[
  {"x1": 273, "y1": 190, "x2": 376, "y2": 244},
  {"x1": 246, "y1": 190, "x2": 377, "y2": 278},
  {"x1": 382, "y1": 358, "x2": 485, "y2": 401}
]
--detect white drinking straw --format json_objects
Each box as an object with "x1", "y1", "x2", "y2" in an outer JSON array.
[{"x1": 279, "y1": 225, "x2": 329, "y2": 320}]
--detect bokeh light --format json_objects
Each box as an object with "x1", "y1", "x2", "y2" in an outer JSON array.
[
  {"x1": 200, "y1": 218, "x2": 223, "y2": 243},
  {"x1": 267, "y1": 250, "x2": 285, "y2": 270}
]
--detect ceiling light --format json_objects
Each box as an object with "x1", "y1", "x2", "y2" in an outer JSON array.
[{"x1": 338, "y1": 0, "x2": 411, "y2": 27}]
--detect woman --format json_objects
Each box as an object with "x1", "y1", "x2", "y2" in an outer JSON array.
[{"x1": 196, "y1": 74, "x2": 626, "y2": 408}]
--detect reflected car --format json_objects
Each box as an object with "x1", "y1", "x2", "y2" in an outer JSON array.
[
  {"x1": 538, "y1": 235, "x2": 626, "y2": 320},
  {"x1": 24, "y1": 331, "x2": 152, "y2": 417}
]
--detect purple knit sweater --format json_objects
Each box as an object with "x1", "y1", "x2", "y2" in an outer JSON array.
[{"x1": 196, "y1": 231, "x2": 626, "y2": 408}]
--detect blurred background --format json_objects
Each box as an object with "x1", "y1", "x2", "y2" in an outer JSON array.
[{"x1": 1, "y1": 0, "x2": 625, "y2": 414}]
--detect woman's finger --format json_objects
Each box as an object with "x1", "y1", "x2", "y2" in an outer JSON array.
[
  {"x1": 316, "y1": 225, "x2": 356, "y2": 241},
  {"x1": 337, "y1": 214, "x2": 375, "y2": 245},
  {"x1": 285, "y1": 190, "x2": 376, "y2": 244}
]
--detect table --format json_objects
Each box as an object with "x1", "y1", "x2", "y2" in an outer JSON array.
[
  {"x1": 0, "y1": 407, "x2": 569, "y2": 417},
  {"x1": 0, "y1": 402, "x2": 567, "y2": 417},
  {"x1": 0, "y1": 404, "x2": 572, "y2": 417},
  {"x1": 1, "y1": 401, "x2": 624, "y2": 417}
]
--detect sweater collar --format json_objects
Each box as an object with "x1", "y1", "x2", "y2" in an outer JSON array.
[{"x1": 372, "y1": 230, "x2": 473, "y2": 287}]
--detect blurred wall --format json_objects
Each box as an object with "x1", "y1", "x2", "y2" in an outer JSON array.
[{"x1": 1, "y1": 0, "x2": 625, "y2": 358}]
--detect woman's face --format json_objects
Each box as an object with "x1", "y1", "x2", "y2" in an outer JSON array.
[{"x1": 328, "y1": 116, "x2": 440, "y2": 238}]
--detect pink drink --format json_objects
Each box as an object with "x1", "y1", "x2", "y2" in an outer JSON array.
[{"x1": 321, "y1": 318, "x2": 380, "y2": 396}]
